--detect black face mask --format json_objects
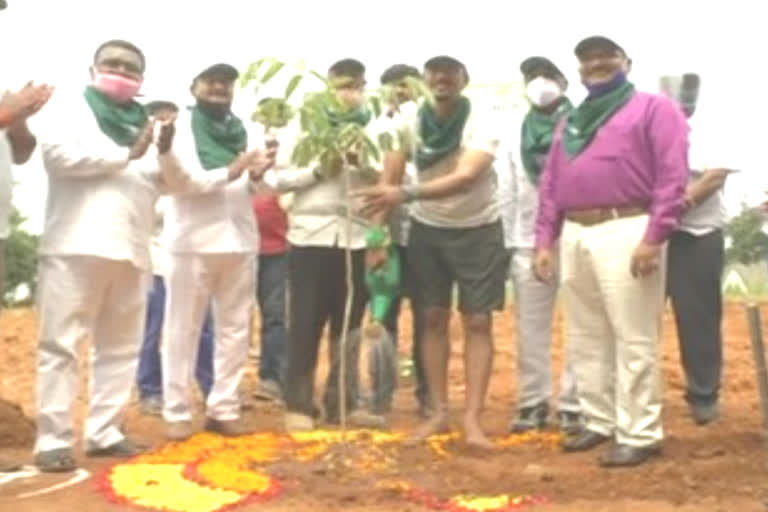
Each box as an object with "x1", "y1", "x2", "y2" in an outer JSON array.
[{"x1": 195, "y1": 99, "x2": 231, "y2": 120}]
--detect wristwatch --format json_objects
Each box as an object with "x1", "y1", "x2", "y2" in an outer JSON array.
[{"x1": 401, "y1": 184, "x2": 421, "y2": 203}]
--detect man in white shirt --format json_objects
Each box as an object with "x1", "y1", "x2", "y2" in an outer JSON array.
[
  {"x1": 278, "y1": 59, "x2": 386, "y2": 432},
  {"x1": 0, "y1": 4, "x2": 54, "y2": 472},
  {"x1": 376, "y1": 63, "x2": 429, "y2": 417},
  {"x1": 660, "y1": 73, "x2": 732, "y2": 425},
  {"x1": 34, "y1": 40, "x2": 242, "y2": 473},
  {"x1": 358, "y1": 56, "x2": 508, "y2": 448},
  {"x1": 161, "y1": 62, "x2": 273, "y2": 441},
  {"x1": 502, "y1": 57, "x2": 581, "y2": 435},
  {"x1": 135, "y1": 101, "x2": 215, "y2": 417}
]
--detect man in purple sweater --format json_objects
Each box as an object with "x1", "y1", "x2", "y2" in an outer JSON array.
[{"x1": 533, "y1": 36, "x2": 689, "y2": 467}]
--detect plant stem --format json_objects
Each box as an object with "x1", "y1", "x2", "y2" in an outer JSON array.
[{"x1": 339, "y1": 160, "x2": 355, "y2": 450}]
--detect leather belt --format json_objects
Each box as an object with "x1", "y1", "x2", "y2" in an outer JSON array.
[{"x1": 564, "y1": 205, "x2": 648, "y2": 227}]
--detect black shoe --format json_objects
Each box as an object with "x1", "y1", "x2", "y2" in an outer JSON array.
[
  {"x1": 35, "y1": 448, "x2": 77, "y2": 473},
  {"x1": 690, "y1": 402, "x2": 719, "y2": 426},
  {"x1": 557, "y1": 411, "x2": 584, "y2": 435},
  {"x1": 86, "y1": 439, "x2": 147, "y2": 458},
  {"x1": 599, "y1": 443, "x2": 661, "y2": 467},
  {"x1": 508, "y1": 402, "x2": 549, "y2": 433},
  {"x1": 562, "y1": 430, "x2": 610, "y2": 452}
]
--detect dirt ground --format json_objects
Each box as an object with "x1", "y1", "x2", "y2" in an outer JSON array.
[{"x1": 1, "y1": 302, "x2": 767, "y2": 512}]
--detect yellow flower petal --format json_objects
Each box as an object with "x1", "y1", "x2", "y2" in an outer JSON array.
[{"x1": 109, "y1": 464, "x2": 244, "y2": 512}]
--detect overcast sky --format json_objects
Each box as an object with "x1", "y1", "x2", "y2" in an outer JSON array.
[{"x1": 1, "y1": 0, "x2": 764, "y2": 232}]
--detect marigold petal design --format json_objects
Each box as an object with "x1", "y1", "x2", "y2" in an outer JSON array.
[{"x1": 108, "y1": 463, "x2": 245, "y2": 512}]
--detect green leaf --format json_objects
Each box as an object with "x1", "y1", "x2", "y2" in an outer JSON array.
[
  {"x1": 284, "y1": 74, "x2": 303, "y2": 100},
  {"x1": 238, "y1": 58, "x2": 265, "y2": 89},
  {"x1": 377, "y1": 132, "x2": 394, "y2": 152},
  {"x1": 362, "y1": 133, "x2": 380, "y2": 162},
  {"x1": 260, "y1": 59, "x2": 285, "y2": 84},
  {"x1": 368, "y1": 96, "x2": 382, "y2": 118},
  {"x1": 309, "y1": 71, "x2": 329, "y2": 86}
]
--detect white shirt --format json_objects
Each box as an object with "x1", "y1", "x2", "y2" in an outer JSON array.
[
  {"x1": 262, "y1": 119, "x2": 384, "y2": 250},
  {"x1": 494, "y1": 110, "x2": 539, "y2": 249},
  {"x1": 397, "y1": 105, "x2": 501, "y2": 229},
  {"x1": 162, "y1": 109, "x2": 259, "y2": 254},
  {"x1": 678, "y1": 117, "x2": 727, "y2": 236},
  {"x1": 150, "y1": 197, "x2": 169, "y2": 276},
  {"x1": 38, "y1": 94, "x2": 232, "y2": 271},
  {"x1": 382, "y1": 102, "x2": 419, "y2": 246},
  {"x1": 0, "y1": 131, "x2": 13, "y2": 239}
]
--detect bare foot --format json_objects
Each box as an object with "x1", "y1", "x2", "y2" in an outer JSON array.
[
  {"x1": 463, "y1": 415, "x2": 495, "y2": 450},
  {"x1": 405, "y1": 412, "x2": 451, "y2": 445}
]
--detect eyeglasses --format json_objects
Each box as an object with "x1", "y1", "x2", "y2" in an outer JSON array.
[{"x1": 98, "y1": 58, "x2": 143, "y2": 75}]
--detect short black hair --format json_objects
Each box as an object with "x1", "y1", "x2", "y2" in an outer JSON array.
[
  {"x1": 94, "y1": 39, "x2": 146, "y2": 72},
  {"x1": 380, "y1": 64, "x2": 420, "y2": 85},
  {"x1": 328, "y1": 58, "x2": 365, "y2": 78}
]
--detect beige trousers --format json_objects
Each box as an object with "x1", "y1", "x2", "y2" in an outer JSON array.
[
  {"x1": 35, "y1": 256, "x2": 148, "y2": 453},
  {"x1": 560, "y1": 215, "x2": 665, "y2": 447}
]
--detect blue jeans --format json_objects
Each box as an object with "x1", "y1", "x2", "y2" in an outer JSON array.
[
  {"x1": 137, "y1": 275, "x2": 214, "y2": 399},
  {"x1": 257, "y1": 253, "x2": 288, "y2": 384}
]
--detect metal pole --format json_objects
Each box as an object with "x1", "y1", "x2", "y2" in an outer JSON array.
[{"x1": 745, "y1": 302, "x2": 768, "y2": 433}]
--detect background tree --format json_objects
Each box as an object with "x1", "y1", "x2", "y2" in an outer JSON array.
[
  {"x1": 4, "y1": 205, "x2": 38, "y2": 306},
  {"x1": 725, "y1": 204, "x2": 767, "y2": 266}
]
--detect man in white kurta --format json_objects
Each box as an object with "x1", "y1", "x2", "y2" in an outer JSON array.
[
  {"x1": 161, "y1": 62, "x2": 271, "y2": 441},
  {"x1": 499, "y1": 57, "x2": 581, "y2": 434},
  {"x1": 0, "y1": 80, "x2": 53, "y2": 474},
  {"x1": 34, "y1": 40, "x2": 236, "y2": 473}
]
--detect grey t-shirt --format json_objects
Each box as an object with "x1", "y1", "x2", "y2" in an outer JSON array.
[{"x1": 400, "y1": 108, "x2": 501, "y2": 229}]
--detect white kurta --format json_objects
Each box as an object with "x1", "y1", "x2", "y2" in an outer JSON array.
[
  {"x1": 0, "y1": 130, "x2": 14, "y2": 240},
  {"x1": 162, "y1": 109, "x2": 259, "y2": 424},
  {"x1": 34, "y1": 94, "x2": 230, "y2": 453},
  {"x1": 496, "y1": 113, "x2": 578, "y2": 413}
]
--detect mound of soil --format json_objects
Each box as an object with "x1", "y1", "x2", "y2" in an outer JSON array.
[{"x1": 0, "y1": 399, "x2": 35, "y2": 448}]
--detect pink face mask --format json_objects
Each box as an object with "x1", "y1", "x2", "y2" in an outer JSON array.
[{"x1": 92, "y1": 71, "x2": 142, "y2": 103}]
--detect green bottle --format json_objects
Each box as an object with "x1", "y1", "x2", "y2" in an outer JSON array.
[{"x1": 364, "y1": 226, "x2": 401, "y2": 324}]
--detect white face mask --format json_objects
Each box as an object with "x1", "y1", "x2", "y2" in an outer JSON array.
[{"x1": 525, "y1": 77, "x2": 563, "y2": 107}]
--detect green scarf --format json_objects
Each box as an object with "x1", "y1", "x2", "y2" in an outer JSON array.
[
  {"x1": 415, "y1": 96, "x2": 471, "y2": 171},
  {"x1": 520, "y1": 98, "x2": 573, "y2": 185},
  {"x1": 326, "y1": 106, "x2": 372, "y2": 127},
  {"x1": 563, "y1": 81, "x2": 635, "y2": 157},
  {"x1": 83, "y1": 86, "x2": 148, "y2": 147},
  {"x1": 190, "y1": 104, "x2": 248, "y2": 170}
]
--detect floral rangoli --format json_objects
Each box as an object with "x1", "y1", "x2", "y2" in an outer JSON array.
[{"x1": 98, "y1": 429, "x2": 559, "y2": 512}]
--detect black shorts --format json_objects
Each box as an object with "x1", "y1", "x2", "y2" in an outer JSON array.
[{"x1": 407, "y1": 219, "x2": 509, "y2": 314}]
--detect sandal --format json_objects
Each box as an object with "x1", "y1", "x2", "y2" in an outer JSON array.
[{"x1": 34, "y1": 448, "x2": 77, "y2": 473}]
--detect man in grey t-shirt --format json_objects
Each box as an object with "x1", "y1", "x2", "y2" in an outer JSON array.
[{"x1": 358, "y1": 56, "x2": 508, "y2": 448}]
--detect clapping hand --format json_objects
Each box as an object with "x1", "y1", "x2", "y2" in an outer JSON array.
[{"x1": 0, "y1": 82, "x2": 54, "y2": 123}]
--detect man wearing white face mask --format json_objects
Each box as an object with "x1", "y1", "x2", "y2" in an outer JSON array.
[
  {"x1": 505, "y1": 57, "x2": 581, "y2": 434},
  {"x1": 33, "y1": 40, "x2": 246, "y2": 472}
]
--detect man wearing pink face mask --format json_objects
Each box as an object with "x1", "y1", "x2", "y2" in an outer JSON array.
[{"x1": 32, "y1": 40, "x2": 249, "y2": 473}]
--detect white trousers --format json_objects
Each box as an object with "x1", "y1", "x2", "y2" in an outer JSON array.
[
  {"x1": 560, "y1": 215, "x2": 666, "y2": 447},
  {"x1": 162, "y1": 253, "x2": 256, "y2": 423},
  {"x1": 35, "y1": 256, "x2": 148, "y2": 453},
  {"x1": 509, "y1": 248, "x2": 579, "y2": 413}
]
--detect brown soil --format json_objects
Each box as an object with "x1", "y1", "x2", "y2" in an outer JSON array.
[
  {"x1": 0, "y1": 303, "x2": 767, "y2": 512},
  {"x1": 0, "y1": 399, "x2": 34, "y2": 449}
]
